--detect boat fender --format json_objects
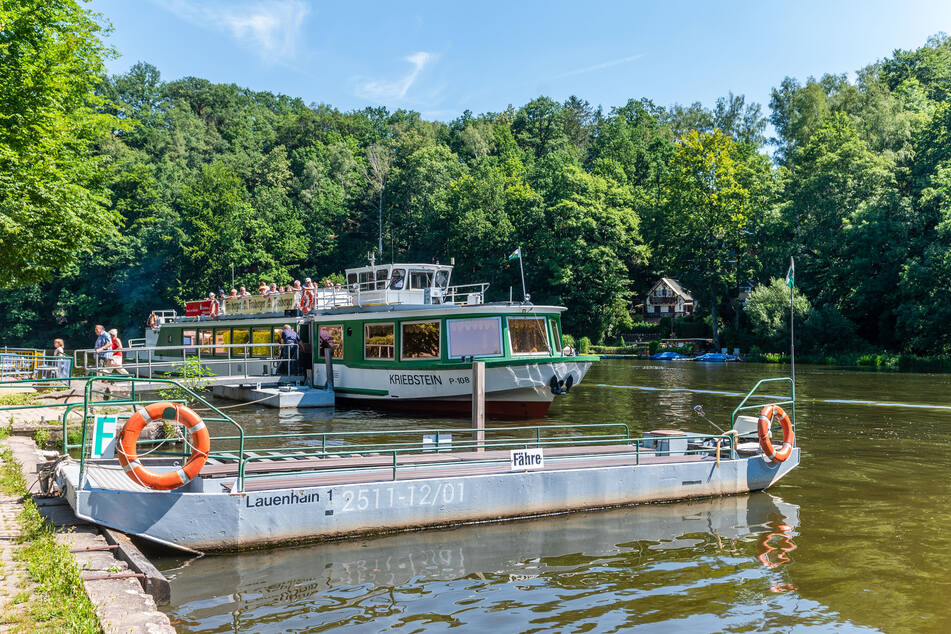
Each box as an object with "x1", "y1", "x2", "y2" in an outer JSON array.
[
  {"x1": 117, "y1": 402, "x2": 211, "y2": 491},
  {"x1": 757, "y1": 404, "x2": 795, "y2": 462}
]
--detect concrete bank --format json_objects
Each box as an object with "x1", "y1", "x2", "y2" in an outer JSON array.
[{"x1": 3, "y1": 436, "x2": 174, "y2": 633}]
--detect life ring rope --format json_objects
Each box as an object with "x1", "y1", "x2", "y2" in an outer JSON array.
[
  {"x1": 757, "y1": 404, "x2": 795, "y2": 463},
  {"x1": 116, "y1": 402, "x2": 211, "y2": 491},
  {"x1": 300, "y1": 289, "x2": 315, "y2": 312}
]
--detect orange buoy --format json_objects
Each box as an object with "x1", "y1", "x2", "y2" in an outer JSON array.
[
  {"x1": 299, "y1": 289, "x2": 315, "y2": 312},
  {"x1": 117, "y1": 402, "x2": 210, "y2": 491},
  {"x1": 148, "y1": 312, "x2": 157, "y2": 329},
  {"x1": 757, "y1": 404, "x2": 795, "y2": 462}
]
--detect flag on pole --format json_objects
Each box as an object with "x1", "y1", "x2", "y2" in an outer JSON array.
[
  {"x1": 786, "y1": 257, "x2": 795, "y2": 288},
  {"x1": 508, "y1": 247, "x2": 521, "y2": 261}
]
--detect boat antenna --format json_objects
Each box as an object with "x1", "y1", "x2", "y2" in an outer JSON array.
[{"x1": 693, "y1": 404, "x2": 726, "y2": 434}]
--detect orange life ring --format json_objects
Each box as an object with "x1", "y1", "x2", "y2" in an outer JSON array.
[
  {"x1": 209, "y1": 300, "x2": 219, "y2": 317},
  {"x1": 117, "y1": 402, "x2": 210, "y2": 491},
  {"x1": 758, "y1": 404, "x2": 795, "y2": 462},
  {"x1": 148, "y1": 313, "x2": 157, "y2": 329},
  {"x1": 300, "y1": 289, "x2": 315, "y2": 312}
]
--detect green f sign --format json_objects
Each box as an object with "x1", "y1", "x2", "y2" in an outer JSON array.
[{"x1": 92, "y1": 415, "x2": 118, "y2": 459}]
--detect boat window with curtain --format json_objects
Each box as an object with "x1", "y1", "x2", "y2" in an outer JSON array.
[
  {"x1": 447, "y1": 318, "x2": 503, "y2": 358},
  {"x1": 231, "y1": 328, "x2": 250, "y2": 358},
  {"x1": 508, "y1": 317, "x2": 550, "y2": 355}
]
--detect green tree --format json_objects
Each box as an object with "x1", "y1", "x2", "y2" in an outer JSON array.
[
  {"x1": 654, "y1": 130, "x2": 774, "y2": 348},
  {"x1": 0, "y1": 0, "x2": 122, "y2": 285}
]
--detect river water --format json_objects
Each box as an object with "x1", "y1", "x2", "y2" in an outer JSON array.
[{"x1": 155, "y1": 360, "x2": 951, "y2": 632}]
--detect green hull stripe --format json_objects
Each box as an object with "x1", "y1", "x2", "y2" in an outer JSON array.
[
  {"x1": 334, "y1": 386, "x2": 389, "y2": 396},
  {"x1": 333, "y1": 355, "x2": 597, "y2": 371}
]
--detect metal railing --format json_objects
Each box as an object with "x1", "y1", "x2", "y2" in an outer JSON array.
[
  {"x1": 56, "y1": 375, "x2": 788, "y2": 493},
  {"x1": 73, "y1": 376, "x2": 244, "y2": 479},
  {"x1": 72, "y1": 342, "x2": 304, "y2": 381},
  {"x1": 730, "y1": 377, "x2": 796, "y2": 438},
  {"x1": 0, "y1": 352, "x2": 72, "y2": 383}
]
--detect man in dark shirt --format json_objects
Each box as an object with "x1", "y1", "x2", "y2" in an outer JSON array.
[{"x1": 280, "y1": 324, "x2": 301, "y2": 375}]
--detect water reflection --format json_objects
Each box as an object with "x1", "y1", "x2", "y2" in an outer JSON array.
[{"x1": 160, "y1": 494, "x2": 806, "y2": 632}]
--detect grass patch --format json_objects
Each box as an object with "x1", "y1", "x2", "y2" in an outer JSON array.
[
  {"x1": 0, "y1": 394, "x2": 35, "y2": 408},
  {"x1": 0, "y1": 447, "x2": 100, "y2": 632}
]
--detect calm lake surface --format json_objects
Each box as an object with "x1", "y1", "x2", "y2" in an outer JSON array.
[{"x1": 155, "y1": 359, "x2": 951, "y2": 632}]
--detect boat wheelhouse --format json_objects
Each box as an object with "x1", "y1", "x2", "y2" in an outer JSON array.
[{"x1": 142, "y1": 262, "x2": 597, "y2": 418}]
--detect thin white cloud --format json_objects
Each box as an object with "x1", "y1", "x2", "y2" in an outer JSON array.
[
  {"x1": 355, "y1": 52, "x2": 435, "y2": 102},
  {"x1": 156, "y1": 0, "x2": 309, "y2": 62},
  {"x1": 553, "y1": 53, "x2": 645, "y2": 79}
]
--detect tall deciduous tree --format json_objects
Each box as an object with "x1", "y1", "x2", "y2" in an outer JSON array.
[
  {"x1": 655, "y1": 130, "x2": 774, "y2": 348},
  {"x1": 0, "y1": 0, "x2": 122, "y2": 285}
]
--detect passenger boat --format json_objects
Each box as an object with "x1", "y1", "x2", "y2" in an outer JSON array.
[
  {"x1": 141, "y1": 262, "x2": 596, "y2": 418},
  {"x1": 48, "y1": 375, "x2": 800, "y2": 553}
]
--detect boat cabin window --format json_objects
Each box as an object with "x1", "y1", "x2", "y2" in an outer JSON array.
[
  {"x1": 318, "y1": 325, "x2": 343, "y2": 359},
  {"x1": 508, "y1": 317, "x2": 551, "y2": 355},
  {"x1": 447, "y1": 317, "x2": 503, "y2": 358},
  {"x1": 359, "y1": 271, "x2": 374, "y2": 288},
  {"x1": 214, "y1": 330, "x2": 226, "y2": 356},
  {"x1": 198, "y1": 329, "x2": 213, "y2": 354},
  {"x1": 231, "y1": 328, "x2": 250, "y2": 358},
  {"x1": 435, "y1": 270, "x2": 450, "y2": 290},
  {"x1": 409, "y1": 270, "x2": 433, "y2": 290},
  {"x1": 251, "y1": 328, "x2": 272, "y2": 357},
  {"x1": 364, "y1": 323, "x2": 395, "y2": 360},
  {"x1": 183, "y1": 329, "x2": 196, "y2": 354},
  {"x1": 347, "y1": 273, "x2": 358, "y2": 286},
  {"x1": 401, "y1": 321, "x2": 441, "y2": 360},
  {"x1": 390, "y1": 269, "x2": 406, "y2": 290},
  {"x1": 376, "y1": 269, "x2": 389, "y2": 290}
]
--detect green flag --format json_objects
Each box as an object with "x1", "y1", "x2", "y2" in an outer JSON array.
[
  {"x1": 508, "y1": 247, "x2": 521, "y2": 261},
  {"x1": 786, "y1": 257, "x2": 795, "y2": 288}
]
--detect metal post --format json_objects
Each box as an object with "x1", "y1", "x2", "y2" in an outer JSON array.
[
  {"x1": 324, "y1": 347, "x2": 333, "y2": 390},
  {"x1": 517, "y1": 248, "x2": 527, "y2": 302},
  {"x1": 789, "y1": 256, "x2": 796, "y2": 429},
  {"x1": 472, "y1": 360, "x2": 485, "y2": 452}
]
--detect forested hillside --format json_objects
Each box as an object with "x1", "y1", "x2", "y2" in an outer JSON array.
[{"x1": 3, "y1": 2, "x2": 951, "y2": 356}]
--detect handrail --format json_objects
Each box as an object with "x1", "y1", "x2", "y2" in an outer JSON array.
[
  {"x1": 72, "y1": 341, "x2": 302, "y2": 380},
  {"x1": 730, "y1": 377, "x2": 796, "y2": 441},
  {"x1": 235, "y1": 431, "x2": 736, "y2": 487},
  {"x1": 79, "y1": 376, "x2": 245, "y2": 480}
]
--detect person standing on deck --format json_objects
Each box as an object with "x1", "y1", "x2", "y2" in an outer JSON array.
[
  {"x1": 53, "y1": 338, "x2": 69, "y2": 378},
  {"x1": 109, "y1": 329, "x2": 130, "y2": 375},
  {"x1": 93, "y1": 325, "x2": 112, "y2": 375},
  {"x1": 280, "y1": 324, "x2": 301, "y2": 376}
]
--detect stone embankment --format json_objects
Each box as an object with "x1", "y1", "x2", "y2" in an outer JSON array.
[{"x1": 1, "y1": 435, "x2": 175, "y2": 633}]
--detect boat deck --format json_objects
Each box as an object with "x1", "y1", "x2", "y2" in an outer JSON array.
[{"x1": 78, "y1": 444, "x2": 726, "y2": 494}]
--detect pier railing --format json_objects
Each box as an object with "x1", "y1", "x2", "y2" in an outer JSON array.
[{"x1": 72, "y1": 342, "x2": 303, "y2": 381}]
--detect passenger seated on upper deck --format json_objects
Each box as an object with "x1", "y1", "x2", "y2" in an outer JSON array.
[
  {"x1": 228, "y1": 289, "x2": 238, "y2": 298},
  {"x1": 304, "y1": 278, "x2": 315, "y2": 290},
  {"x1": 239, "y1": 286, "x2": 251, "y2": 297},
  {"x1": 258, "y1": 282, "x2": 267, "y2": 294},
  {"x1": 292, "y1": 280, "x2": 302, "y2": 291},
  {"x1": 268, "y1": 283, "x2": 278, "y2": 295},
  {"x1": 323, "y1": 279, "x2": 333, "y2": 288}
]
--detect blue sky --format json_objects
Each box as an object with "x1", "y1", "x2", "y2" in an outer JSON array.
[{"x1": 91, "y1": 0, "x2": 951, "y2": 120}]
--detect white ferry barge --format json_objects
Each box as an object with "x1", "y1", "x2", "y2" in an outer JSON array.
[{"x1": 47, "y1": 375, "x2": 800, "y2": 552}]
